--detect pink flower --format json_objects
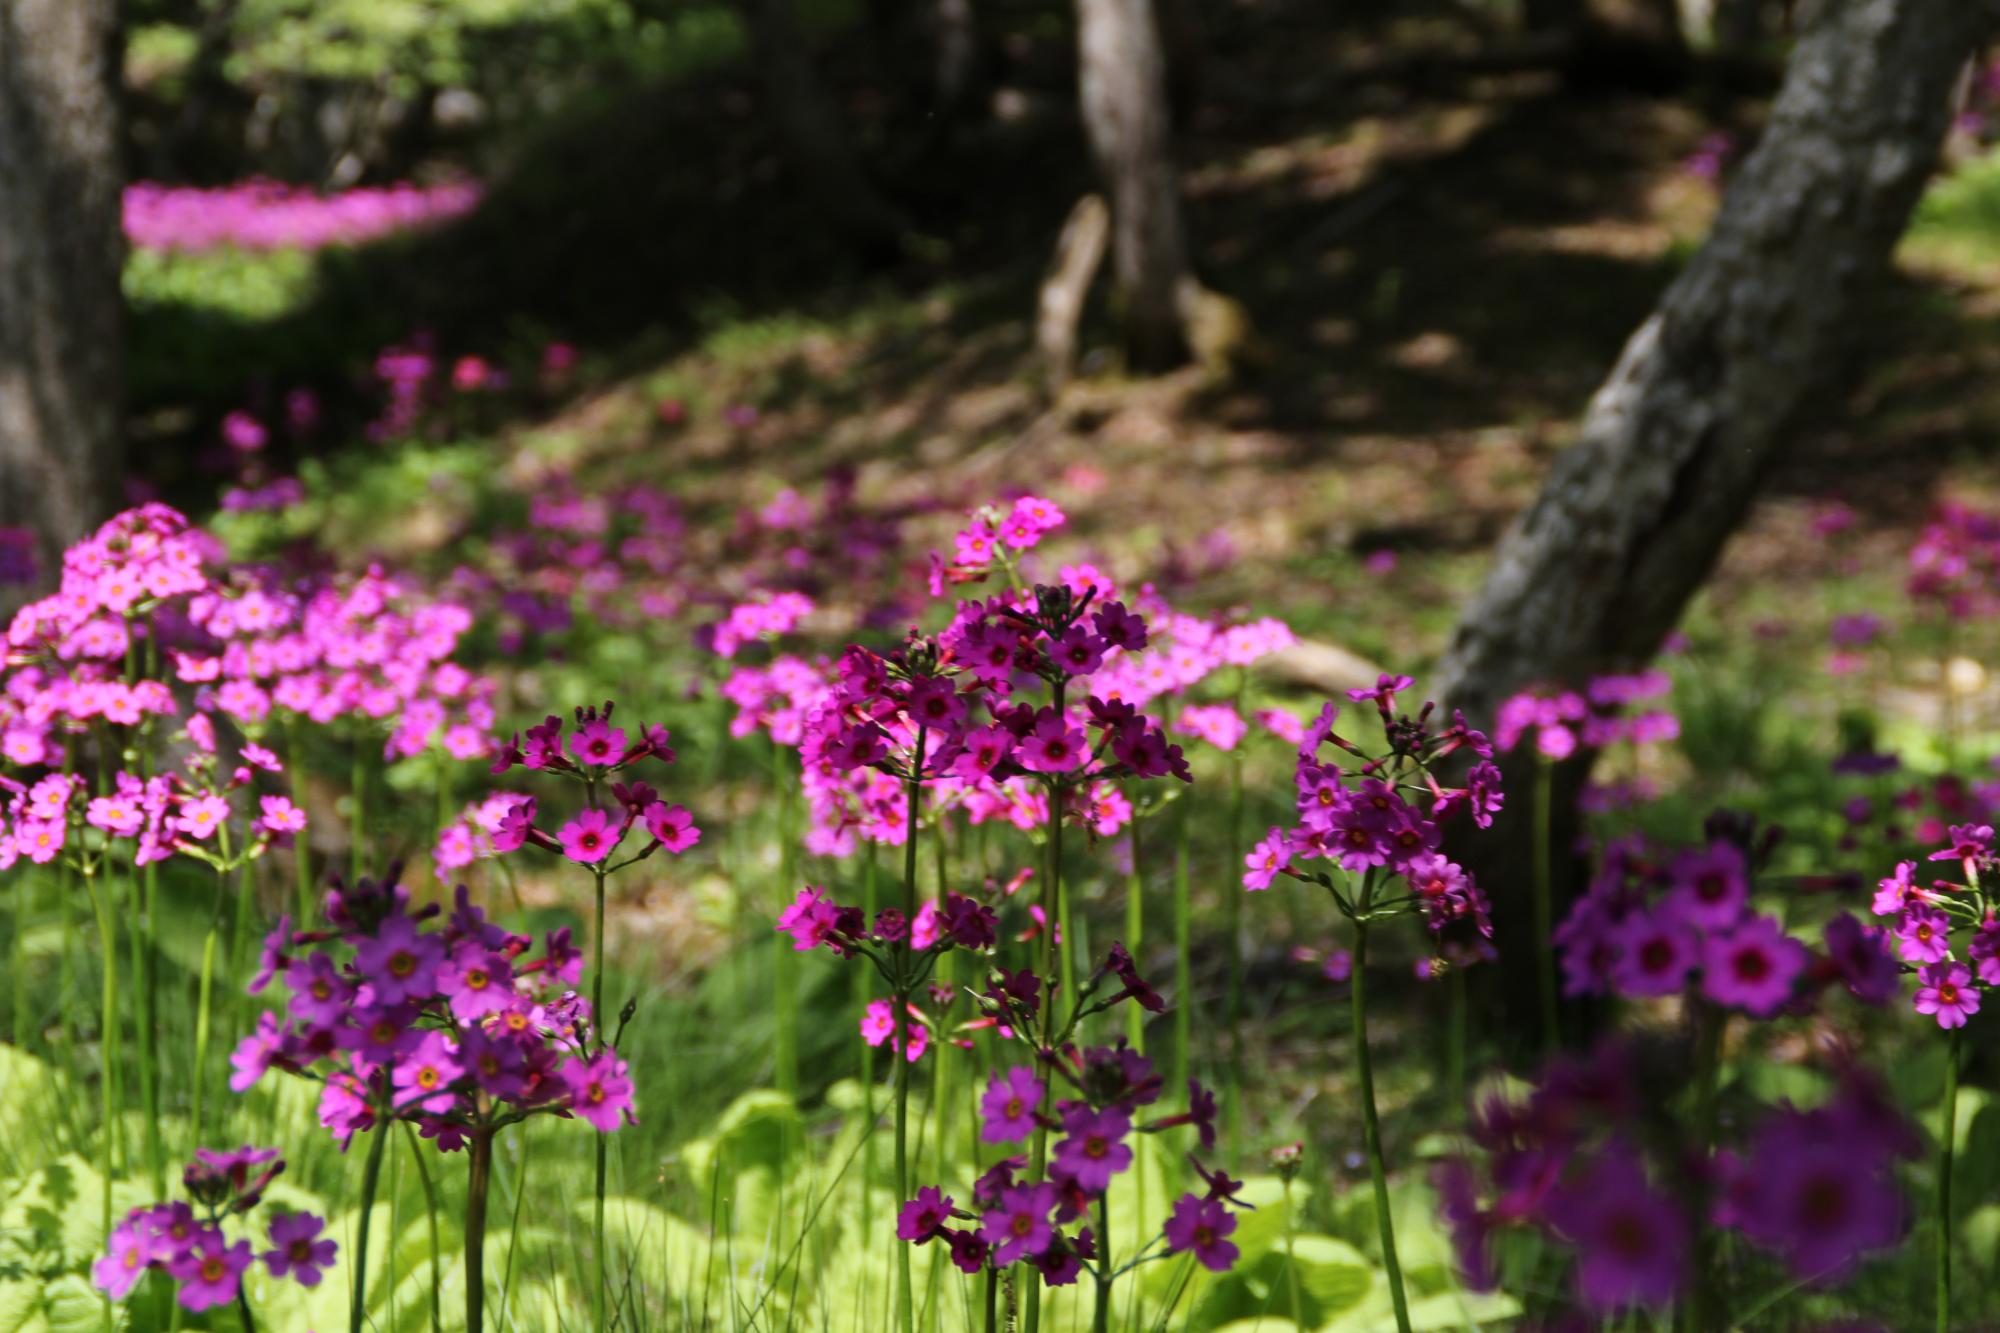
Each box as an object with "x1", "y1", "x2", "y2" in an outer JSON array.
[
  {"x1": 1914, "y1": 961, "x2": 1980, "y2": 1029},
  {"x1": 563, "y1": 1051, "x2": 637, "y2": 1131},
  {"x1": 175, "y1": 794, "x2": 229, "y2": 840},
  {"x1": 1017, "y1": 710, "x2": 1085, "y2": 774},
  {"x1": 1242, "y1": 827, "x2": 1291, "y2": 891},
  {"x1": 1701, "y1": 915, "x2": 1807, "y2": 1017},
  {"x1": 1163, "y1": 1194, "x2": 1239, "y2": 1272},
  {"x1": 166, "y1": 1233, "x2": 253, "y2": 1312},
  {"x1": 259, "y1": 795, "x2": 307, "y2": 836},
  {"x1": 643, "y1": 801, "x2": 700, "y2": 852},
  {"x1": 557, "y1": 808, "x2": 620, "y2": 864}
]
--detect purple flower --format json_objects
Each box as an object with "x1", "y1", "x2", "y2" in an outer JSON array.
[
  {"x1": 165, "y1": 1233, "x2": 253, "y2": 1312},
  {"x1": 1163, "y1": 1193, "x2": 1239, "y2": 1272},
  {"x1": 1823, "y1": 913, "x2": 1900, "y2": 1006},
  {"x1": 351, "y1": 915, "x2": 443, "y2": 1007},
  {"x1": 1914, "y1": 961, "x2": 1980, "y2": 1029},
  {"x1": 1544, "y1": 1145, "x2": 1686, "y2": 1312},
  {"x1": 897, "y1": 1186, "x2": 953, "y2": 1244},
  {"x1": 437, "y1": 942, "x2": 514, "y2": 1021},
  {"x1": 94, "y1": 1217, "x2": 154, "y2": 1298},
  {"x1": 1611, "y1": 907, "x2": 1698, "y2": 998},
  {"x1": 564, "y1": 1050, "x2": 637, "y2": 1131},
  {"x1": 391, "y1": 1031, "x2": 462, "y2": 1115},
  {"x1": 981, "y1": 1067, "x2": 1044, "y2": 1144},
  {"x1": 980, "y1": 1182, "x2": 1059, "y2": 1266},
  {"x1": 1701, "y1": 915, "x2": 1807, "y2": 1017},
  {"x1": 1052, "y1": 1104, "x2": 1133, "y2": 1194},
  {"x1": 1667, "y1": 842, "x2": 1748, "y2": 928},
  {"x1": 558, "y1": 808, "x2": 620, "y2": 863},
  {"x1": 1243, "y1": 827, "x2": 1291, "y2": 891},
  {"x1": 262, "y1": 1212, "x2": 337, "y2": 1287},
  {"x1": 1894, "y1": 904, "x2": 1951, "y2": 965}
]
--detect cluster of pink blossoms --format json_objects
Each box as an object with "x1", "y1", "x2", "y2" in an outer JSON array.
[
  {"x1": 123, "y1": 178, "x2": 480, "y2": 253},
  {"x1": 1906, "y1": 502, "x2": 2000, "y2": 618},
  {"x1": 1873, "y1": 820, "x2": 2000, "y2": 1029},
  {"x1": 96, "y1": 1147, "x2": 335, "y2": 1312},
  {"x1": 230, "y1": 868, "x2": 634, "y2": 1149},
  {"x1": 1555, "y1": 824, "x2": 1901, "y2": 1015},
  {"x1": 472, "y1": 702, "x2": 700, "y2": 871},
  {"x1": 1440, "y1": 1044, "x2": 1914, "y2": 1313},
  {"x1": 1494, "y1": 669, "x2": 1679, "y2": 762},
  {"x1": 1242, "y1": 675, "x2": 1501, "y2": 962}
]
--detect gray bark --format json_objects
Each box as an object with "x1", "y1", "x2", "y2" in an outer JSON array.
[
  {"x1": 1437, "y1": 0, "x2": 1994, "y2": 722},
  {"x1": 1035, "y1": 193, "x2": 1111, "y2": 393},
  {"x1": 1076, "y1": 0, "x2": 1194, "y2": 373},
  {"x1": 0, "y1": 0, "x2": 124, "y2": 585}
]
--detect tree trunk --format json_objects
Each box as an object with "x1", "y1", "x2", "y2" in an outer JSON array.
[
  {"x1": 1437, "y1": 0, "x2": 1993, "y2": 1044},
  {"x1": 0, "y1": 0, "x2": 125, "y2": 586},
  {"x1": 742, "y1": 0, "x2": 905, "y2": 253},
  {"x1": 1076, "y1": 0, "x2": 1194, "y2": 373}
]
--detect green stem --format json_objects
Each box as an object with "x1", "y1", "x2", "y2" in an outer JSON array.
[
  {"x1": 349, "y1": 1119, "x2": 391, "y2": 1333},
  {"x1": 9, "y1": 878, "x2": 25, "y2": 1046},
  {"x1": 895, "y1": 754, "x2": 923, "y2": 1333},
  {"x1": 1447, "y1": 966, "x2": 1466, "y2": 1114},
  {"x1": 1679, "y1": 1002, "x2": 1725, "y2": 1333},
  {"x1": 1173, "y1": 799, "x2": 1192, "y2": 1093},
  {"x1": 404, "y1": 1125, "x2": 444, "y2": 1333},
  {"x1": 130, "y1": 857, "x2": 164, "y2": 1195},
  {"x1": 861, "y1": 842, "x2": 879, "y2": 1240},
  {"x1": 1352, "y1": 916, "x2": 1411, "y2": 1333},
  {"x1": 1091, "y1": 1188, "x2": 1112, "y2": 1333},
  {"x1": 1939, "y1": 1025, "x2": 1962, "y2": 1333},
  {"x1": 349, "y1": 743, "x2": 367, "y2": 885},
  {"x1": 88, "y1": 876, "x2": 117, "y2": 1247},
  {"x1": 190, "y1": 923, "x2": 219, "y2": 1150},
  {"x1": 1125, "y1": 793, "x2": 1144, "y2": 1050},
  {"x1": 1283, "y1": 1178, "x2": 1304, "y2": 1322},
  {"x1": 236, "y1": 1288, "x2": 258, "y2": 1333},
  {"x1": 591, "y1": 864, "x2": 608, "y2": 1333},
  {"x1": 1225, "y1": 746, "x2": 1245, "y2": 1160},
  {"x1": 288, "y1": 719, "x2": 313, "y2": 919},
  {"x1": 1531, "y1": 757, "x2": 1557, "y2": 1056},
  {"x1": 467, "y1": 1128, "x2": 495, "y2": 1333},
  {"x1": 985, "y1": 1269, "x2": 998, "y2": 1333},
  {"x1": 773, "y1": 743, "x2": 799, "y2": 1100}
]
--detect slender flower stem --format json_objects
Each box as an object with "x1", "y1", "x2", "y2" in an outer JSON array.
[
  {"x1": 860, "y1": 842, "x2": 879, "y2": 1240},
  {"x1": 985, "y1": 1268, "x2": 998, "y2": 1333},
  {"x1": 772, "y1": 743, "x2": 799, "y2": 1100},
  {"x1": 1090, "y1": 1188, "x2": 1114, "y2": 1333},
  {"x1": 350, "y1": 1119, "x2": 391, "y2": 1333},
  {"x1": 895, "y1": 736, "x2": 925, "y2": 1333},
  {"x1": 1939, "y1": 1025, "x2": 1962, "y2": 1333},
  {"x1": 1025, "y1": 764, "x2": 1064, "y2": 1333},
  {"x1": 236, "y1": 1288, "x2": 258, "y2": 1333},
  {"x1": 1446, "y1": 966, "x2": 1466, "y2": 1114},
  {"x1": 404, "y1": 1124, "x2": 444, "y2": 1333},
  {"x1": 350, "y1": 743, "x2": 367, "y2": 885},
  {"x1": 129, "y1": 856, "x2": 164, "y2": 1195},
  {"x1": 590, "y1": 862, "x2": 608, "y2": 1333},
  {"x1": 87, "y1": 875, "x2": 117, "y2": 1245},
  {"x1": 1282, "y1": 1177, "x2": 1304, "y2": 1322},
  {"x1": 1351, "y1": 912, "x2": 1411, "y2": 1333},
  {"x1": 1681, "y1": 1002, "x2": 1726, "y2": 1333},
  {"x1": 1124, "y1": 793, "x2": 1144, "y2": 1050},
  {"x1": 287, "y1": 718, "x2": 313, "y2": 920},
  {"x1": 1173, "y1": 797, "x2": 1192, "y2": 1093},
  {"x1": 467, "y1": 1128, "x2": 496, "y2": 1333},
  {"x1": 1531, "y1": 757, "x2": 1557, "y2": 1056},
  {"x1": 190, "y1": 920, "x2": 220, "y2": 1151}
]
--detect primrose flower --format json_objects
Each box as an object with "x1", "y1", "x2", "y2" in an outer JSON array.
[{"x1": 1163, "y1": 1194, "x2": 1239, "y2": 1272}]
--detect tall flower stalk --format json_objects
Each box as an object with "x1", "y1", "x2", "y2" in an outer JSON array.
[{"x1": 1241, "y1": 674, "x2": 1504, "y2": 1333}]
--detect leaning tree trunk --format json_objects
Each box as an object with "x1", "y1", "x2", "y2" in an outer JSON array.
[
  {"x1": 0, "y1": 0, "x2": 125, "y2": 586},
  {"x1": 1076, "y1": 0, "x2": 1195, "y2": 373},
  {"x1": 1436, "y1": 0, "x2": 1994, "y2": 1046}
]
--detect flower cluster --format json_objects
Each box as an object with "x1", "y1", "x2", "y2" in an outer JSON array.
[
  {"x1": 1906, "y1": 502, "x2": 2000, "y2": 619},
  {"x1": 1552, "y1": 826, "x2": 1895, "y2": 1015},
  {"x1": 1872, "y1": 819, "x2": 2000, "y2": 1028},
  {"x1": 1243, "y1": 675, "x2": 1500, "y2": 961},
  {"x1": 229, "y1": 867, "x2": 635, "y2": 1147},
  {"x1": 1439, "y1": 1044, "x2": 1914, "y2": 1312},
  {"x1": 124, "y1": 178, "x2": 481, "y2": 253},
  {"x1": 96, "y1": 1147, "x2": 336, "y2": 1312},
  {"x1": 471, "y1": 701, "x2": 699, "y2": 870},
  {"x1": 897, "y1": 1032, "x2": 1240, "y2": 1288},
  {"x1": 1494, "y1": 670, "x2": 1678, "y2": 762}
]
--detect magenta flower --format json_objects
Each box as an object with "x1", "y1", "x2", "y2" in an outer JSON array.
[
  {"x1": 980, "y1": 1182, "x2": 1059, "y2": 1266},
  {"x1": 437, "y1": 942, "x2": 514, "y2": 1021},
  {"x1": 643, "y1": 801, "x2": 700, "y2": 852},
  {"x1": 165, "y1": 1233, "x2": 253, "y2": 1312},
  {"x1": 1052, "y1": 1104, "x2": 1133, "y2": 1193},
  {"x1": 897, "y1": 1186, "x2": 954, "y2": 1243},
  {"x1": 1243, "y1": 827, "x2": 1292, "y2": 891},
  {"x1": 174, "y1": 794, "x2": 229, "y2": 840},
  {"x1": 1894, "y1": 904, "x2": 1951, "y2": 965},
  {"x1": 1929, "y1": 822, "x2": 1993, "y2": 868},
  {"x1": 1913, "y1": 961, "x2": 1980, "y2": 1029},
  {"x1": 1667, "y1": 842, "x2": 1748, "y2": 927},
  {"x1": 1823, "y1": 913, "x2": 1900, "y2": 1006},
  {"x1": 1017, "y1": 710, "x2": 1086, "y2": 774},
  {"x1": 261, "y1": 1212, "x2": 336, "y2": 1287},
  {"x1": 391, "y1": 1031, "x2": 463, "y2": 1115},
  {"x1": 1163, "y1": 1194, "x2": 1239, "y2": 1272},
  {"x1": 1701, "y1": 915, "x2": 1806, "y2": 1017},
  {"x1": 1611, "y1": 907, "x2": 1698, "y2": 998},
  {"x1": 93, "y1": 1218, "x2": 153, "y2": 1298},
  {"x1": 1544, "y1": 1146, "x2": 1686, "y2": 1312},
  {"x1": 982, "y1": 1066, "x2": 1045, "y2": 1143},
  {"x1": 352, "y1": 915, "x2": 444, "y2": 1007},
  {"x1": 258, "y1": 794, "x2": 307, "y2": 835},
  {"x1": 564, "y1": 1050, "x2": 637, "y2": 1131},
  {"x1": 558, "y1": 808, "x2": 620, "y2": 863}
]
